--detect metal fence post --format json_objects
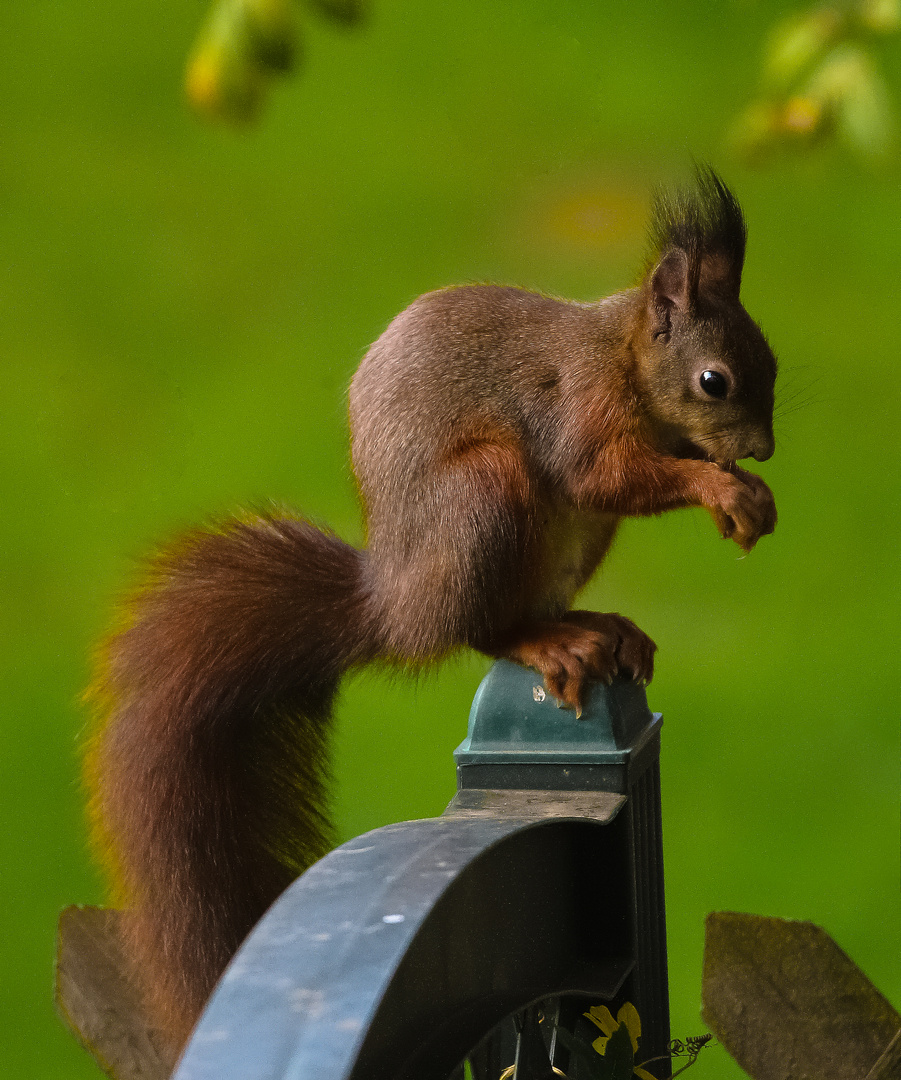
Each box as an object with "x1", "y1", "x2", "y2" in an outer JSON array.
[{"x1": 451, "y1": 659, "x2": 670, "y2": 1075}]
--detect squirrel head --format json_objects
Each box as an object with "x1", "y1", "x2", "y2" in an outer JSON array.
[{"x1": 632, "y1": 167, "x2": 777, "y2": 467}]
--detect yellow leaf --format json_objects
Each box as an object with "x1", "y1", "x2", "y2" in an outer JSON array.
[
  {"x1": 583, "y1": 1005, "x2": 617, "y2": 1036},
  {"x1": 592, "y1": 1035, "x2": 610, "y2": 1054},
  {"x1": 633, "y1": 1068, "x2": 657, "y2": 1080},
  {"x1": 184, "y1": 0, "x2": 298, "y2": 125},
  {"x1": 616, "y1": 1002, "x2": 641, "y2": 1053},
  {"x1": 185, "y1": 38, "x2": 265, "y2": 124}
]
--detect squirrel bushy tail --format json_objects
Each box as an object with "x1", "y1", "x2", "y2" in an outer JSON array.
[{"x1": 85, "y1": 513, "x2": 378, "y2": 1051}]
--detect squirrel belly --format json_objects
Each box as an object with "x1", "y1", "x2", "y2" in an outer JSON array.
[{"x1": 85, "y1": 167, "x2": 778, "y2": 1058}]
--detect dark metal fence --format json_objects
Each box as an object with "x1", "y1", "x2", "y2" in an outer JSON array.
[{"x1": 172, "y1": 660, "x2": 670, "y2": 1080}]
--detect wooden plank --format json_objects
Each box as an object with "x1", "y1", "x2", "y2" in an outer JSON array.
[
  {"x1": 443, "y1": 788, "x2": 626, "y2": 821},
  {"x1": 702, "y1": 911, "x2": 901, "y2": 1080},
  {"x1": 55, "y1": 905, "x2": 172, "y2": 1080},
  {"x1": 865, "y1": 1029, "x2": 901, "y2": 1080}
]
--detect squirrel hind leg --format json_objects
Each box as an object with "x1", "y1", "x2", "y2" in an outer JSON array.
[{"x1": 368, "y1": 434, "x2": 539, "y2": 662}]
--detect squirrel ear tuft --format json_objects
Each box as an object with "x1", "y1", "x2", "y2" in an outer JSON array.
[
  {"x1": 651, "y1": 248, "x2": 691, "y2": 312},
  {"x1": 645, "y1": 167, "x2": 746, "y2": 309}
]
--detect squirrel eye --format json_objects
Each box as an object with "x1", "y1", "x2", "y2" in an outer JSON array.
[{"x1": 699, "y1": 370, "x2": 728, "y2": 398}]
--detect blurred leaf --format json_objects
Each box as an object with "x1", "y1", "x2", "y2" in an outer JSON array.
[
  {"x1": 805, "y1": 43, "x2": 896, "y2": 155},
  {"x1": 305, "y1": 0, "x2": 367, "y2": 26},
  {"x1": 702, "y1": 912, "x2": 901, "y2": 1080},
  {"x1": 732, "y1": 0, "x2": 899, "y2": 163},
  {"x1": 185, "y1": 0, "x2": 299, "y2": 125},
  {"x1": 729, "y1": 101, "x2": 784, "y2": 161},
  {"x1": 729, "y1": 95, "x2": 831, "y2": 163},
  {"x1": 249, "y1": 0, "x2": 300, "y2": 71},
  {"x1": 859, "y1": 0, "x2": 901, "y2": 33},
  {"x1": 763, "y1": 7, "x2": 844, "y2": 91},
  {"x1": 782, "y1": 93, "x2": 826, "y2": 134}
]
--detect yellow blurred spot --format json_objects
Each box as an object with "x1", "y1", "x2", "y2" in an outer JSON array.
[
  {"x1": 782, "y1": 95, "x2": 823, "y2": 133},
  {"x1": 185, "y1": 49, "x2": 224, "y2": 112},
  {"x1": 535, "y1": 181, "x2": 647, "y2": 254},
  {"x1": 548, "y1": 190, "x2": 643, "y2": 248}
]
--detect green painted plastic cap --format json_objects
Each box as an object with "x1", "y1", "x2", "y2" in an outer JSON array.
[{"x1": 454, "y1": 659, "x2": 661, "y2": 767}]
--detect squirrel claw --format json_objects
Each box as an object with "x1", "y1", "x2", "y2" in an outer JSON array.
[{"x1": 496, "y1": 610, "x2": 656, "y2": 718}]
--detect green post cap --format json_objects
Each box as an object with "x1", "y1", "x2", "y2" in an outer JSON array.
[{"x1": 454, "y1": 660, "x2": 662, "y2": 793}]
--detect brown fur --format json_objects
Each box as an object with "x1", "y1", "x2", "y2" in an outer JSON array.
[
  {"x1": 86, "y1": 516, "x2": 377, "y2": 1052},
  {"x1": 87, "y1": 168, "x2": 778, "y2": 1057}
]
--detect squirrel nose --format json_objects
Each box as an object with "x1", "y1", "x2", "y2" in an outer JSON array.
[{"x1": 751, "y1": 432, "x2": 775, "y2": 462}]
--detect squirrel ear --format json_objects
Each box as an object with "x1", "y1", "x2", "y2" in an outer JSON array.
[
  {"x1": 650, "y1": 248, "x2": 691, "y2": 313},
  {"x1": 698, "y1": 251, "x2": 742, "y2": 300}
]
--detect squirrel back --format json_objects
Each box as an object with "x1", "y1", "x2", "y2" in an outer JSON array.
[{"x1": 86, "y1": 167, "x2": 777, "y2": 1060}]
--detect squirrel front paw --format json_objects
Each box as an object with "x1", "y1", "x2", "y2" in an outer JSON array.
[
  {"x1": 493, "y1": 610, "x2": 656, "y2": 713},
  {"x1": 707, "y1": 467, "x2": 777, "y2": 552}
]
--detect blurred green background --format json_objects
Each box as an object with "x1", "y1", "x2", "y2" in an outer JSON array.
[{"x1": 2, "y1": 1, "x2": 900, "y2": 1076}]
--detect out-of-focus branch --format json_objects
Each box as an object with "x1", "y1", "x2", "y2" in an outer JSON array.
[
  {"x1": 731, "y1": 0, "x2": 899, "y2": 163},
  {"x1": 185, "y1": 0, "x2": 365, "y2": 126}
]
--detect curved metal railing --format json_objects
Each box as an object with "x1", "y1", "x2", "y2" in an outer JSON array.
[{"x1": 173, "y1": 660, "x2": 670, "y2": 1080}]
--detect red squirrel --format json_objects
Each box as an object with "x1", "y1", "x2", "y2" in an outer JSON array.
[{"x1": 85, "y1": 167, "x2": 776, "y2": 1057}]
